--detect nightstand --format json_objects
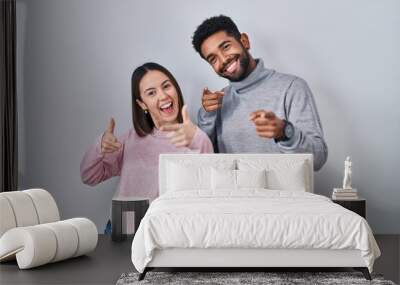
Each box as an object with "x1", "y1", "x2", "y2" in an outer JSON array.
[
  {"x1": 332, "y1": 197, "x2": 366, "y2": 218},
  {"x1": 111, "y1": 196, "x2": 149, "y2": 242}
]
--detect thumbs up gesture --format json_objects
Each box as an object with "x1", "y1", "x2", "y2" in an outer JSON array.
[
  {"x1": 160, "y1": 105, "x2": 197, "y2": 147},
  {"x1": 101, "y1": 118, "x2": 122, "y2": 153}
]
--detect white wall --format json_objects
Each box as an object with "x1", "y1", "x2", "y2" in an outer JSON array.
[{"x1": 16, "y1": 0, "x2": 400, "y2": 233}]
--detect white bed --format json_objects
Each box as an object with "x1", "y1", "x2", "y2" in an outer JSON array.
[{"x1": 131, "y1": 154, "x2": 380, "y2": 280}]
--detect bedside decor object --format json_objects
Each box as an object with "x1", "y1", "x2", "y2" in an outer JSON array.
[
  {"x1": 332, "y1": 156, "x2": 359, "y2": 200},
  {"x1": 343, "y1": 156, "x2": 352, "y2": 190},
  {"x1": 112, "y1": 196, "x2": 149, "y2": 242},
  {"x1": 332, "y1": 188, "x2": 359, "y2": 200},
  {"x1": 0, "y1": 189, "x2": 98, "y2": 269}
]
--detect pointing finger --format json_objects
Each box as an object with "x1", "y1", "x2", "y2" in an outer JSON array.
[
  {"x1": 205, "y1": 104, "x2": 222, "y2": 112},
  {"x1": 264, "y1": 111, "x2": 276, "y2": 119},
  {"x1": 249, "y1": 110, "x2": 266, "y2": 120},
  {"x1": 253, "y1": 117, "x2": 277, "y2": 126},
  {"x1": 203, "y1": 99, "x2": 219, "y2": 107},
  {"x1": 203, "y1": 93, "x2": 220, "y2": 101}
]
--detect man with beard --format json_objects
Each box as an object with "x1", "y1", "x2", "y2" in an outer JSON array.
[{"x1": 192, "y1": 15, "x2": 328, "y2": 171}]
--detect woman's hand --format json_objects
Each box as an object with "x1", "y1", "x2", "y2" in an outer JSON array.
[
  {"x1": 101, "y1": 118, "x2": 122, "y2": 153},
  {"x1": 160, "y1": 105, "x2": 197, "y2": 147}
]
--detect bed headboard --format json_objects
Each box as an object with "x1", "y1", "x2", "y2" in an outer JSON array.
[{"x1": 159, "y1": 153, "x2": 314, "y2": 195}]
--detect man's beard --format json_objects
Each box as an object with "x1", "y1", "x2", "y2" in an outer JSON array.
[{"x1": 219, "y1": 49, "x2": 251, "y2": 82}]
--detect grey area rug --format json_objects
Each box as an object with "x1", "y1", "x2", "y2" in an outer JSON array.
[{"x1": 116, "y1": 271, "x2": 396, "y2": 285}]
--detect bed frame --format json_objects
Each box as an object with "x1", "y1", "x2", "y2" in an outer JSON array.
[
  {"x1": 140, "y1": 248, "x2": 370, "y2": 280},
  {"x1": 138, "y1": 154, "x2": 372, "y2": 281}
]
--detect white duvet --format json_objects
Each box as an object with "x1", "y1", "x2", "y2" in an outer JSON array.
[{"x1": 131, "y1": 190, "x2": 380, "y2": 273}]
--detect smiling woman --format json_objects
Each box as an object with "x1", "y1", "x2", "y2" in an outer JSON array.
[
  {"x1": 132, "y1": 63, "x2": 184, "y2": 135},
  {"x1": 80, "y1": 62, "x2": 213, "y2": 233}
]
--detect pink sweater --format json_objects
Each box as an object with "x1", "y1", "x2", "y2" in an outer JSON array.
[{"x1": 80, "y1": 127, "x2": 213, "y2": 200}]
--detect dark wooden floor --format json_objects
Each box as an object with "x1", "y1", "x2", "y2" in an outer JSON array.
[{"x1": 0, "y1": 235, "x2": 399, "y2": 285}]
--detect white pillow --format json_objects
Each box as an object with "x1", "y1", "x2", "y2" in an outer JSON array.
[
  {"x1": 211, "y1": 168, "x2": 236, "y2": 190},
  {"x1": 237, "y1": 159, "x2": 308, "y2": 191},
  {"x1": 166, "y1": 159, "x2": 235, "y2": 192},
  {"x1": 211, "y1": 168, "x2": 267, "y2": 190},
  {"x1": 266, "y1": 162, "x2": 306, "y2": 191},
  {"x1": 236, "y1": 169, "x2": 267, "y2": 189},
  {"x1": 167, "y1": 162, "x2": 210, "y2": 191}
]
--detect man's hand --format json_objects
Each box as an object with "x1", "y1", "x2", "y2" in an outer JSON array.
[
  {"x1": 101, "y1": 118, "x2": 122, "y2": 153},
  {"x1": 202, "y1": 87, "x2": 224, "y2": 112},
  {"x1": 249, "y1": 110, "x2": 285, "y2": 139},
  {"x1": 160, "y1": 105, "x2": 197, "y2": 147}
]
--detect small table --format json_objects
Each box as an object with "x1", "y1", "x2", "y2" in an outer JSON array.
[
  {"x1": 332, "y1": 197, "x2": 366, "y2": 218},
  {"x1": 112, "y1": 196, "x2": 149, "y2": 242}
]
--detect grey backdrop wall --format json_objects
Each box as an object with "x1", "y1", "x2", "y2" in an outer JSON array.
[{"x1": 16, "y1": 0, "x2": 400, "y2": 233}]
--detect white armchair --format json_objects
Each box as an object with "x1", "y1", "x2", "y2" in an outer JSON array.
[{"x1": 0, "y1": 189, "x2": 97, "y2": 269}]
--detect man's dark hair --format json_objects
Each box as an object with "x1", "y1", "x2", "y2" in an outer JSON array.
[{"x1": 192, "y1": 15, "x2": 241, "y2": 58}]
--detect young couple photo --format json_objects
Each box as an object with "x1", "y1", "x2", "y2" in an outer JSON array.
[{"x1": 80, "y1": 15, "x2": 328, "y2": 233}]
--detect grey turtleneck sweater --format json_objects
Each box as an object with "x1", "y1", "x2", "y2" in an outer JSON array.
[{"x1": 197, "y1": 59, "x2": 328, "y2": 171}]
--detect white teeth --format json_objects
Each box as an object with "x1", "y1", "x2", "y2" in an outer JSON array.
[
  {"x1": 160, "y1": 102, "x2": 172, "y2": 109},
  {"x1": 225, "y1": 60, "x2": 237, "y2": 73}
]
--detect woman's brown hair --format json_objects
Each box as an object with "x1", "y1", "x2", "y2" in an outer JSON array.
[{"x1": 131, "y1": 62, "x2": 184, "y2": 137}]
